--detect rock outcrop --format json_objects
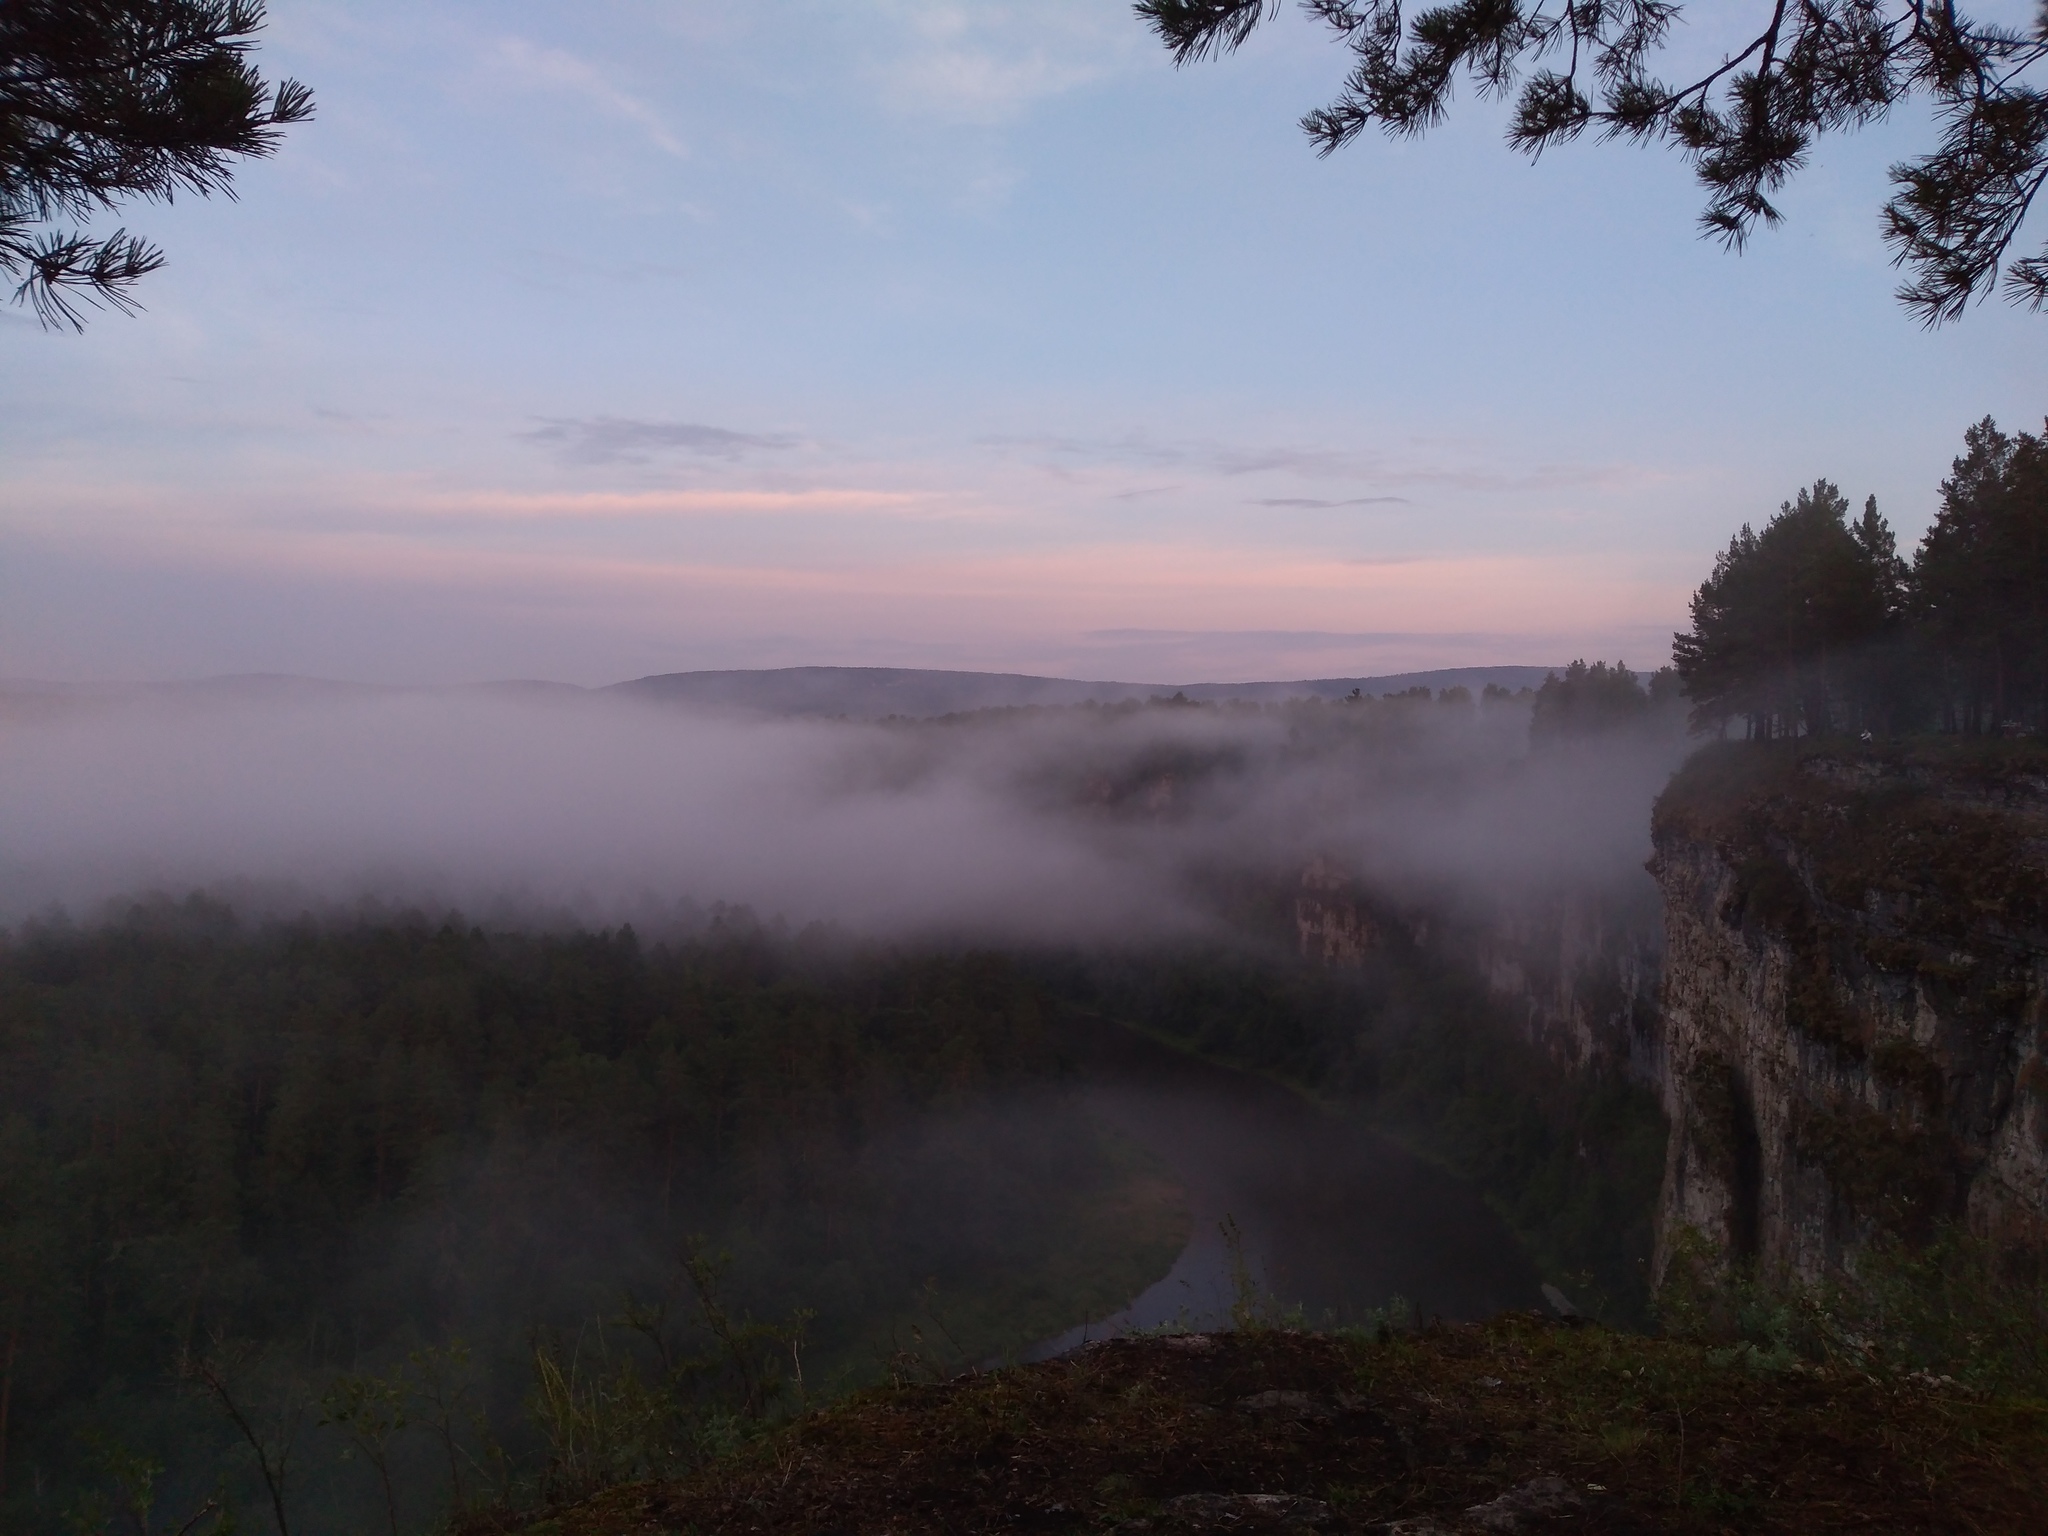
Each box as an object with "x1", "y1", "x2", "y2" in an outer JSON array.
[
  {"x1": 1298, "y1": 739, "x2": 2048, "y2": 1281},
  {"x1": 1294, "y1": 861, "x2": 1662, "y2": 1080},
  {"x1": 1648, "y1": 743, "x2": 2048, "y2": 1280}
]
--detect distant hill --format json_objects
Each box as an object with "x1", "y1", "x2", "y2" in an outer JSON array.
[
  {"x1": 607, "y1": 665, "x2": 1559, "y2": 719},
  {"x1": 1, "y1": 665, "x2": 1562, "y2": 723}
]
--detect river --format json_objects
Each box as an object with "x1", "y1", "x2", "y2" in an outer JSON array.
[{"x1": 1028, "y1": 1019, "x2": 1543, "y2": 1357}]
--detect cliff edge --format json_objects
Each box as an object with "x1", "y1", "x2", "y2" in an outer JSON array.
[{"x1": 1648, "y1": 741, "x2": 2048, "y2": 1282}]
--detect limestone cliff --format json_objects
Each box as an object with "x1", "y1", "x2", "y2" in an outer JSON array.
[
  {"x1": 1294, "y1": 861, "x2": 1662, "y2": 1079},
  {"x1": 1460, "y1": 887, "x2": 1663, "y2": 1080},
  {"x1": 1648, "y1": 742, "x2": 2048, "y2": 1281}
]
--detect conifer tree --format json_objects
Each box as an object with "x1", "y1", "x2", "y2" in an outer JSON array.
[
  {"x1": 0, "y1": 1, "x2": 312, "y2": 328},
  {"x1": 1913, "y1": 416, "x2": 2048, "y2": 730},
  {"x1": 1672, "y1": 479, "x2": 1900, "y2": 737},
  {"x1": 1528, "y1": 658, "x2": 1664, "y2": 744}
]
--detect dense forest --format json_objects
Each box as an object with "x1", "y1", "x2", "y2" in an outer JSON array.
[
  {"x1": 0, "y1": 887, "x2": 1660, "y2": 1536},
  {"x1": 0, "y1": 906, "x2": 1200, "y2": 1534}
]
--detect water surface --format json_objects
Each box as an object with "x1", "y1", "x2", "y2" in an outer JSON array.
[{"x1": 1030, "y1": 1022, "x2": 1540, "y2": 1357}]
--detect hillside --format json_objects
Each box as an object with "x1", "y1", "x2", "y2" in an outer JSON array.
[
  {"x1": 605, "y1": 665, "x2": 1559, "y2": 718},
  {"x1": 482, "y1": 1320, "x2": 2048, "y2": 1535}
]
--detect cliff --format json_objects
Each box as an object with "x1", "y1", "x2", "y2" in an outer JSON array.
[
  {"x1": 1294, "y1": 736, "x2": 2048, "y2": 1284},
  {"x1": 1648, "y1": 741, "x2": 2048, "y2": 1282},
  {"x1": 1295, "y1": 862, "x2": 1663, "y2": 1081}
]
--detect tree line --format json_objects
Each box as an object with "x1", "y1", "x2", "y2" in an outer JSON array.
[{"x1": 1674, "y1": 415, "x2": 2048, "y2": 740}]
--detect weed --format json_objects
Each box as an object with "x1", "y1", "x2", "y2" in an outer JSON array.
[
  {"x1": 1658, "y1": 1221, "x2": 2048, "y2": 1395},
  {"x1": 1598, "y1": 1422, "x2": 1649, "y2": 1457}
]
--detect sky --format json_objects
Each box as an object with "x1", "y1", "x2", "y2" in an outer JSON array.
[{"x1": 3, "y1": 0, "x2": 2042, "y2": 688}]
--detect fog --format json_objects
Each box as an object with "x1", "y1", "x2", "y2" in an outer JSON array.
[{"x1": 0, "y1": 682, "x2": 1694, "y2": 937}]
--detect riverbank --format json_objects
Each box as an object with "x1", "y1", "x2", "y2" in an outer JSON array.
[
  {"x1": 481, "y1": 1318, "x2": 2048, "y2": 1534},
  {"x1": 1040, "y1": 1009, "x2": 1540, "y2": 1347},
  {"x1": 1044, "y1": 947, "x2": 1667, "y2": 1325}
]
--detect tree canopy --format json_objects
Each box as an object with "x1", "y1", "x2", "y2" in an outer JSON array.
[
  {"x1": 0, "y1": 0, "x2": 311, "y2": 329},
  {"x1": 1673, "y1": 420, "x2": 2048, "y2": 739},
  {"x1": 1136, "y1": 2, "x2": 2048, "y2": 324},
  {"x1": 1913, "y1": 416, "x2": 2048, "y2": 725},
  {"x1": 1529, "y1": 658, "x2": 1681, "y2": 743},
  {"x1": 1672, "y1": 479, "x2": 1904, "y2": 738}
]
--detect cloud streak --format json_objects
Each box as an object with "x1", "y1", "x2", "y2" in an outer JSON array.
[
  {"x1": 868, "y1": 1, "x2": 1138, "y2": 124},
  {"x1": 982, "y1": 434, "x2": 1660, "y2": 496},
  {"x1": 411, "y1": 488, "x2": 933, "y2": 521},
  {"x1": 519, "y1": 417, "x2": 802, "y2": 465},
  {"x1": 486, "y1": 38, "x2": 688, "y2": 159},
  {"x1": 1250, "y1": 497, "x2": 1411, "y2": 509}
]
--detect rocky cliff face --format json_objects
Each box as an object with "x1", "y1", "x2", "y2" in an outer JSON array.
[
  {"x1": 1297, "y1": 740, "x2": 2048, "y2": 1281},
  {"x1": 1461, "y1": 888, "x2": 1664, "y2": 1081},
  {"x1": 1648, "y1": 744, "x2": 2048, "y2": 1281},
  {"x1": 1295, "y1": 860, "x2": 1662, "y2": 1080}
]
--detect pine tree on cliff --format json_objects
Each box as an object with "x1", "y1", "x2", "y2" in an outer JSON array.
[
  {"x1": 1673, "y1": 481, "x2": 1902, "y2": 739},
  {"x1": 1912, "y1": 418, "x2": 2048, "y2": 733}
]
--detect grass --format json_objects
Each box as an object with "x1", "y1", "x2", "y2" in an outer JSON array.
[{"x1": 472, "y1": 1317, "x2": 2048, "y2": 1534}]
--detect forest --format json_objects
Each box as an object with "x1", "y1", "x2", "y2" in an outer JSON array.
[
  {"x1": 0, "y1": 882, "x2": 1661, "y2": 1536},
  {"x1": 0, "y1": 906, "x2": 1201, "y2": 1532}
]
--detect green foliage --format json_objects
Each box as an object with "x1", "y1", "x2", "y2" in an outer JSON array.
[
  {"x1": 523, "y1": 1321, "x2": 722, "y2": 1502},
  {"x1": 534, "y1": 1321, "x2": 2048, "y2": 1534},
  {"x1": 1656, "y1": 735, "x2": 2048, "y2": 984},
  {"x1": 1915, "y1": 416, "x2": 2048, "y2": 733},
  {"x1": 0, "y1": 909, "x2": 1173, "y2": 1534},
  {"x1": 61, "y1": 1433, "x2": 224, "y2": 1536},
  {"x1": 320, "y1": 1369, "x2": 408, "y2": 1536},
  {"x1": 1044, "y1": 938, "x2": 1668, "y2": 1324},
  {"x1": 1674, "y1": 418, "x2": 2048, "y2": 741},
  {"x1": 0, "y1": 2, "x2": 314, "y2": 327},
  {"x1": 1138, "y1": 2, "x2": 2048, "y2": 323},
  {"x1": 1673, "y1": 479, "x2": 1904, "y2": 739},
  {"x1": 1791, "y1": 1106, "x2": 1954, "y2": 1240},
  {"x1": 1659, "y1": 1223, "x2": 2048, "y2": 1398},
  {"x1": 1528, "y1": 659, "x2": 1680, "y2": 745}
]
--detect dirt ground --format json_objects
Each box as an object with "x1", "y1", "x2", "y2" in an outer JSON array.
[{"x1": 486, "y1": 1315, "x2": 2048, "y2": 1534}]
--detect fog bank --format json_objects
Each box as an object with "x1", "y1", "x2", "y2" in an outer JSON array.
[{"x1": 0, "y1": 684, "x2": 1693, "y2": 937}]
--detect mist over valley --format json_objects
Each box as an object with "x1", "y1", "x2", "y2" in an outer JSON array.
[
  {"x1": 10, "y1": 3, "x2": 2047, "y2": 1526},
  {"x1": 0, "y1": 661, "x2": 1693, "y2": 1533},
  {"x1": 0, "y1": 664, "x2": 1679, "y2": 938}
]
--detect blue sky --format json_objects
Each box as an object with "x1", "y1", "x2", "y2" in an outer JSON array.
[{"x1": 3, "y1": 0, "x2": 2041, "y2": 686}]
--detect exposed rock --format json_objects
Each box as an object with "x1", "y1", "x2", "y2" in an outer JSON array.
[
  {"x1": 1649, "y1": 745, "x2": 2048, "y2": 1280},
  {"x1": 1465, "y1": 889, "x2": 1664, "y2": 1079},
  {"x1": 1295, "y1": 861, "x2": 1662, "y2": 1079},
  {"x1": 1537, "y1": 1283, "x2": 1579, "y2": 1319},
  {"x1": 1296, "y1": 857, "x2": 1380, "y2": 965}
]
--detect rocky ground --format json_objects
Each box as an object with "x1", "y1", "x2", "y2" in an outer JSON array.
[{"x1": 482, "y1": 1316, "x2": 2047, "y2": 1534}]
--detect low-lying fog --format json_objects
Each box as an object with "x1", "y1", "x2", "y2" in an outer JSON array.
[{"x1": 0, "y1": 683, "x2": 1694, "y2": 936}]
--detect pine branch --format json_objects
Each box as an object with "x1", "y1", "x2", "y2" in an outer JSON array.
[{"x1": 1133, "y1": 0, "x2": 2048, "y2": 321}]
